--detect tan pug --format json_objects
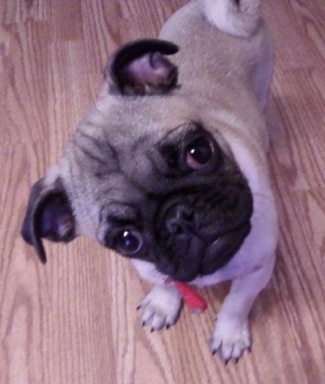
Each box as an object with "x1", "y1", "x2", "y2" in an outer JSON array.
[{"x1": 21, "y1": 0, "x2": 278, "y2": 362}]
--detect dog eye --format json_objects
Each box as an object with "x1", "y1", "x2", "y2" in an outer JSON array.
[
  {"x1": 185, "y1": 137, "x2": 214, "y2": 170},
  {"x1": 114, "y1": 230, "x2": 143, "y2": 256}
]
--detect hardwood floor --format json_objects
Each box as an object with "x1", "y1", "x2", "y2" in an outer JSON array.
[{"x1": 1, "y1": 1, "x2": 325, "y2": 383}]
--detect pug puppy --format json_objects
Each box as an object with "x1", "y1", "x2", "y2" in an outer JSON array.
[{"x1": 21, "y1": 0, "x2": 278, "y2": 362}]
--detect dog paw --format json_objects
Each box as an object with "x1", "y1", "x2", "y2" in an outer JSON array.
[
  {"x1": 137, "y1": 285, "x2": 182, "y2": 331},
  {"x1": 209, "y1": 318, "x2": 251, "y2": 363}
]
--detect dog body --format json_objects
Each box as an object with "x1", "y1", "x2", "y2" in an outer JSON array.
[{"x1": 22, "y1": 0, "x2": 277, "y2": 362}]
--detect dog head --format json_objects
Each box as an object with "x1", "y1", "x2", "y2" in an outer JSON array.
[{"x1": 21, "y1": 40, "x2": 253, "y2": 282}]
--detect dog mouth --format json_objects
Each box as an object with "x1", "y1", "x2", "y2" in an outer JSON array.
[
  {"x1": 155, "y1": 231, "x2": 207, "y2": 282},
  {"x1": 153, "y1": 189, "x2": 253, "y2": 282},
  {"x1": 155, "y1": 221, "x2": 251, "y2": 282}
]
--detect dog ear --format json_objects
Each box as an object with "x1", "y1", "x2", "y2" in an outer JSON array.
[
  {"x1": 21, "y1": 178, "x2": 76, "y2": 264},
  {"x1": 104, "y1": 39, "x2": 179, "y2": 96}
]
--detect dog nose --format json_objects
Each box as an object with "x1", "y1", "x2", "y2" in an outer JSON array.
[
  {"x1": 166, "y1": 218, "x2": 190, "y2": 235},
  {"x1": 165, "y1": 205, "x2": 194, "y2": 235}
]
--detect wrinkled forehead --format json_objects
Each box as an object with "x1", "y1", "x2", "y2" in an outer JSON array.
[
  {"x1": 71, "y1": 95, "x2": 199, "y2": 171},
  {"x1": 93, "y1": 92, "x2": 200, "y2": 137}
]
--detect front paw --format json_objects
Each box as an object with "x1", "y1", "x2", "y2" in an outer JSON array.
[
  {"x1": 209, "y1": 317, "x2": 251, "y2": 363},
  {"x1": 137, "y1": 285, "x2": 182, "y2": 331}
]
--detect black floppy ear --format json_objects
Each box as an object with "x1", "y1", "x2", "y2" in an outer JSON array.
[
  {"x1": 104, "y1": 39, "x2": 179, "y2": 95},
  {"x1": 21, "y1": 178, "x2": 76, "y2": 264}
]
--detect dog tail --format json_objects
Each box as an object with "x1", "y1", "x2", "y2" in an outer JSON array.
[{"x1": 202, "y1": 0, "x2": 262, "y2": 38}]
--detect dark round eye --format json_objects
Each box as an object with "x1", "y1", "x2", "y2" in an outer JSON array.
[
  {"x1": 185, "y1": 137, "x2": 214, "y2": 170},
  {"x1": 114, "y1": 230, "x2": 143, "y2": 256}
]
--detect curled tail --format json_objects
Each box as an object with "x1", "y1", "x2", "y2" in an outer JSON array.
[{"x1": 202, "y1": 0, "x2": 262, "y2": 38}]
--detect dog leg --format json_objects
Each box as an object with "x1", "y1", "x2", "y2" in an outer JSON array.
[
  {"x1": 209, "y1": 254, "x2": 275, "y2": 362},
  {"x1": 137, "y1": 284, "x2": 182, "y2": 331},
  {"x1": 203, "y1": 0, "x2": 261, "y2": 38}
]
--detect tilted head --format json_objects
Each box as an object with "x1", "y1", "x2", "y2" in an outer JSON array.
[{"x1": 21, "y1": 39, "x2": 253, "y2": 282}]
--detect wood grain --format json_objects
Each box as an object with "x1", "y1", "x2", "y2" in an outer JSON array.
[{"x1": 1, "y1": 0, "x2": 325, "y2": 383}]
